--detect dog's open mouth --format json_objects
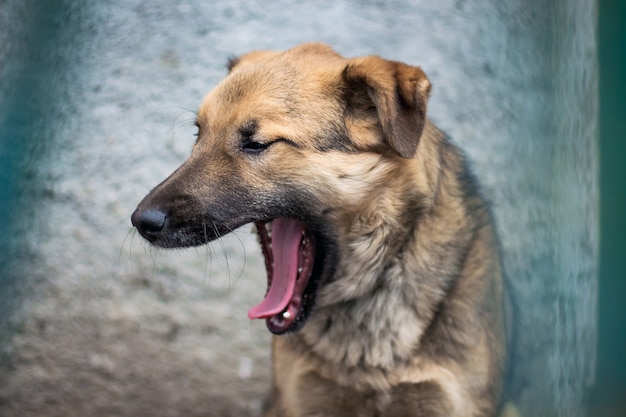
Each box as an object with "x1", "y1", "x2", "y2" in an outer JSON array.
[{"x1": 249, "y1": 219, "x2": 320, "y2": 334}]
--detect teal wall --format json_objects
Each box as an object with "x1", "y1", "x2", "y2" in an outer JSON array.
[
  {"x1": 590, "y1": 0, "x2": 626, "y2": 416},
  {"x1": 0, "y1": 1, "x2": 84, "y2": 331},
  {"x1": 0, "y1": 3, "x2": 62, "y2": 329}
]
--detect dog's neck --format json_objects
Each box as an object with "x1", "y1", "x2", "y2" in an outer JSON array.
[{"x1": 292, "y1": 125, "x2": 486, "y2": 384}]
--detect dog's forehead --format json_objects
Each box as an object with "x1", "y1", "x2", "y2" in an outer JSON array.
[
  {"x1": 197, "y1": 48, "x2": 346, "y2": 126},
  {"x1": 196, "y1": 70, "x2": 295, "y2": 129}
]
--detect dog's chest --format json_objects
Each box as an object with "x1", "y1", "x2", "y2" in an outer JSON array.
[{"x1": 277, "y1": 370, "x2": 453, "y2": 417}]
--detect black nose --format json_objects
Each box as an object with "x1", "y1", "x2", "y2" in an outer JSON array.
[{"x1": 131, "y1": 208, "x2": 167, "y2": 240}]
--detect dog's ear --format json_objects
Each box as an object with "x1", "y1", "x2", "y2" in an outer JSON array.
[
  {"x1": 227, "y1": 50, "x2": 280, "y2": 73},
  {"x1": 343, "y1": 56, "x2": 431, "y2": 158}
]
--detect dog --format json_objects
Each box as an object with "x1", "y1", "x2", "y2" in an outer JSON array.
[{"x1": 131, "y1": 42, "x2": 508, "y2": 417}]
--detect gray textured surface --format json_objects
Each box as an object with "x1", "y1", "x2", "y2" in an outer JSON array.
[{"x1": 0, "y1": 1, "x2": 598, "y2": 416}]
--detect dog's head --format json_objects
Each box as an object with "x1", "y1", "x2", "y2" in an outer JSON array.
[{"x1": 132, "y1": 43, "x2": 431, "y2": 334}]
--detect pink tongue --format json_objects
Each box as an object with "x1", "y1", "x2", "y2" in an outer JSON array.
[{"x1": 248, "y1": 219, "x2": 303, "y2": 319}]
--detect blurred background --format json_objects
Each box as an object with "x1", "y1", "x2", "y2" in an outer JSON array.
[{"x1": 0, "y1": 1, "x2": 621, "y2": 416}]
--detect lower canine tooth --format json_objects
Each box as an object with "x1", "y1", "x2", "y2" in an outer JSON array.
[{"x1": 282, "y1": 311, "x2": 291, "y2": 319}]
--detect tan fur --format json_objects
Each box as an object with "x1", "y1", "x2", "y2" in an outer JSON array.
[{"x1": 132, "y1": 43, "x2": 508, "y2": 417}]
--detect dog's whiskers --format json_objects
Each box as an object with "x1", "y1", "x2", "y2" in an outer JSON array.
[
  {"x1": 119, "y1": 227, "x2": 137, "y2": 265},
  {"x1": 147, "y1": 244, "x2": 161, "y2": 282},
  {"x1": 166, "y1": 108, "x2": 200, "y2": 150},
  {"x1": 222, "y1": 224, "x2": 248, "y2": 290},
  {"x1": 211, "y1": 222, "x2": 233, "y2": 294},
  {"x1": 201, "y1": 220, "x2": 215, "y2": 285},
  {"x1": 169, "y1": 107, "x2": 198, "y2": 131}
]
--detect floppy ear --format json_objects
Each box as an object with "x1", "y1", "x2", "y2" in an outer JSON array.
[{"x1": 343, "y1": 56, "x2": 431, "y2": 158}]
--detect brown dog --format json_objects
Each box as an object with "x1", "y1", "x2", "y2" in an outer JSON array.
[{"x1": 132, "y1": 43, "x2": 508, "y2": 417}]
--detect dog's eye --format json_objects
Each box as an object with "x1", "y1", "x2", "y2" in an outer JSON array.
[{"x1": 242, "y1": 139, "x2": 270, "y2": 155}]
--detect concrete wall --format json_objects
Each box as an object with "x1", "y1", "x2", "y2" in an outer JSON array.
[{"x1": 0, "y1": 1, "x2": 598, "y2": 416}]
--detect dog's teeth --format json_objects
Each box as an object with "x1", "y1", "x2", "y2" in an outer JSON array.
[
  {"x1": 298, "y1": 267, "x2": 303, "y2": 273},
  {"x1": 282, "y1": 311, "x2": 291, "y2": 319}
]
